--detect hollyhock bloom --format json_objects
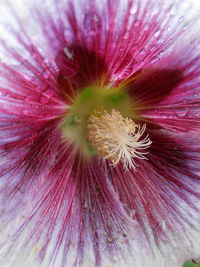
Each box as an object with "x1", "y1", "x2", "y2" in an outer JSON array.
[{"x1": 0, "y1": 0, "x2": 200, "y2": 266}]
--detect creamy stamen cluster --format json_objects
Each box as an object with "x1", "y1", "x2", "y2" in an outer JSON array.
[{"x1": 87, "y1": 109, "x2": 151, "y2": 169}]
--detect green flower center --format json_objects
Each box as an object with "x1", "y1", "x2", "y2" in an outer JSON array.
[{"x1": 61, "y1": 86, "x2": 133, "y2": 157}]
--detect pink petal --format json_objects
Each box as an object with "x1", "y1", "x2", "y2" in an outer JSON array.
[{"x1": 0, "y1": 1, "x2": 200, "y2": 267}]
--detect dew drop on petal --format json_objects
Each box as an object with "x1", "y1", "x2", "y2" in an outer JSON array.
[
  {"x1": 169, "y1": 6, "x2": 177, "y2": 16},
  {"x1": 22, "y1": 109, "x2": 31, "y2": 116},
  {"x1": 174, "y1": 108, "x2": 189, "y2": 117},
  {"x1": 130, "y1": 5, "x2": 137, "y2": 15},
  {"x1": 64, "y1": 47, "x2": 73, "y2": 60},
  {"x1": 154, "y1": 30, "x2": 160, "y2": 38},
  {"x1": 134, "y1": 20, "x2": 140, "y2": 28},
  {"x1": 43, "y1": 69, "x2": 51, "y2": 79},
  {"x1": 55, "y1": 50, "x2": 79, "y2": 77},
  {"x1": 129, "y1": 209, "x2": 135, "y2": 218},
  {"x1": 162, "y1": 221, "x2": 167, "y2": 231},
  {"x1": 83, "y1": 12, "x2": 101, "y2": 30},
  {"x1": 123, "y1": 31, "x2": 129, "y2": 40},
  {"x1": 64, "y1": 28, "x2": 74, "y2": 41},
  {"x1": 178, "y1": 16, "x2": 184, "y2": 24}
]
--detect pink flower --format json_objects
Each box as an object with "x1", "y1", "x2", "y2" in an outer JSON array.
[{"x1": 0, "y1": 0, "x2": 200, "y2": 266}]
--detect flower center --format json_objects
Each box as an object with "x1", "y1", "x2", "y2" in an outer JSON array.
[{"x1": 61, "y1": 86, "x2": 151, "y2": 168}]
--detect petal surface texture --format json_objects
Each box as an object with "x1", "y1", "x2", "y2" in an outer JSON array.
[{"x1": 0, "y1": 0, "x2": 200, "y2": 267}]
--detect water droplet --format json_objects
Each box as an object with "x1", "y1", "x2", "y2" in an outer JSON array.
[
  {"x1": 143, "y1": 25, "x2": 149, "y2": 32},
  {"x1": 84, "y1": 199, "x2": 88, "y2": 209},
  {"x1": 166, "y1": 26, "x2": 172, "y2": 33},
  {"x1": 154, "y1": 30, "x2": 160, "y2": 38},
  {"x1": 174, "y1": 108, "x2": 189, "y2": 117},
  {"x1": 162, "y1": 221, "x2": 166, "y2": 230},
  {"x1": 64, "y1": 47, "x2": 73, "y2": 60},
  {"x1": 129, "y1": 209, "x2": 135, "y2": 218},
  {"x1": 130, "y1": 5, "x2": 137, "y2": 14},
  {"x1": 123, "y1": 31, "x2": 129, "y2": 39},
  {"x1": 152, "y1": 6, "x2": 159, "y2": 15},
  {"x1": 170, "y1": 7, "x2": 177, "y2": 16},
  {"x1": 23, "y1": 109, "x2": 31, "y2": 116},
  {"x1": 43, "y1": 69, "x2": 50, "y2": 79},
  {"x1": 182, "y1": 99, "x2": 188, "y2": 104},
  {"x1": 84, "y1": 13, "x2": 98, "y2": 30},
  {"x1": 181, "y1": 23, "x2": 188, "y2": 32},
  {"x1": 134, "y1": 20, "x2": 140, "y2": 27},
  {"x1": 64, "y1": 28, "x2": 74, "y2": 41},
  {"x1": 93, "y1": 14, "x2": 99, "y2": 22},
  {"x1": 178, "y1": 16, "x2": 184, "y2": 24}
]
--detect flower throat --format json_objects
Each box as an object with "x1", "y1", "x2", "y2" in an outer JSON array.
[{"x1": 61, "y1": 86, "x2": 151, "y2": 169}]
